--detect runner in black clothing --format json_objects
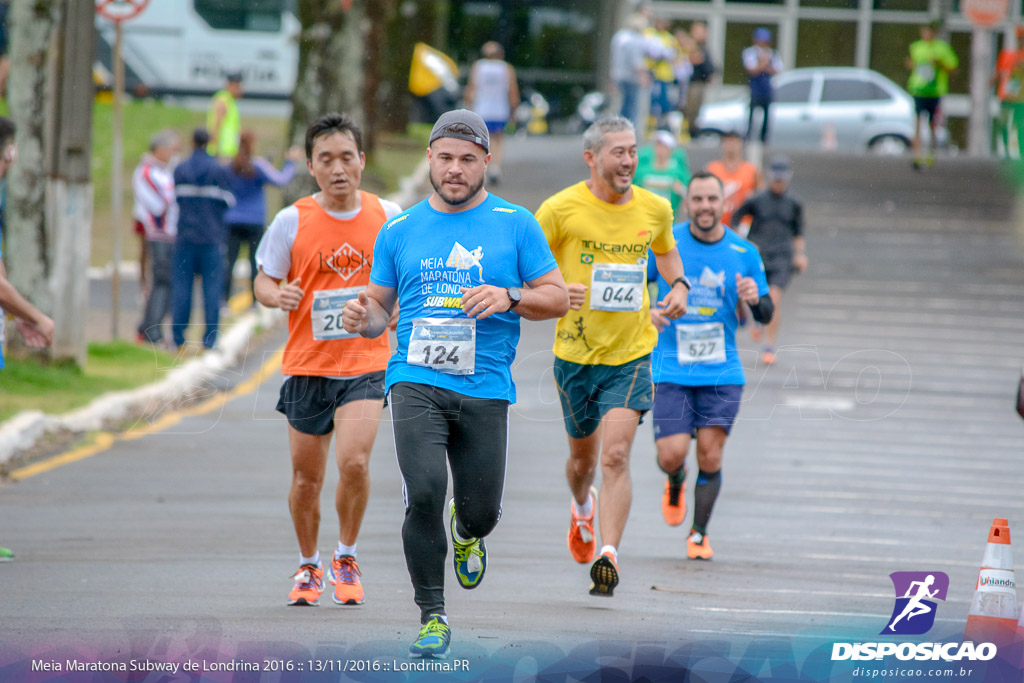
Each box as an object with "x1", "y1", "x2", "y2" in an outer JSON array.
[{"x1": 731, "y1": 156, "x2": 807, "y2": 365}]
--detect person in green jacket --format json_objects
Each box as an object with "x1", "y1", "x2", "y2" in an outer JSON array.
[
  {"x1": 634, "y1": 130, "x2": 691, "y2": 221},
  {"x1": 207, "y1": 72, "x2": 243, "y2": 159},
  {"x1": 906, "y1": 22, "x2": 958, "y2": 169}
]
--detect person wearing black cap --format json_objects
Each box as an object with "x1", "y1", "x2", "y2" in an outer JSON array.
[
  {"x1": 207, "y1": 71, "x2": 243, "y2": 159},
  {"x1": 342, "y1": 109, "x2": 568, "y2": 658},
  {"x1": 731, "y1": 155, "x2": 806, "y2": 365}
]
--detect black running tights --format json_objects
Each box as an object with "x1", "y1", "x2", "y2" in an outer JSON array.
[{"x1": 390, "y1": 382, "x2": 508, "y2": 621}]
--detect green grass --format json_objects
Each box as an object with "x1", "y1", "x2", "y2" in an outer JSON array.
[{"x1": 0, "y1": 341, "x2": 177, "y2": 423}]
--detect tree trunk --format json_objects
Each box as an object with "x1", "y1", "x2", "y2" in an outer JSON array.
[
  {"x1": 363, "y1": 0, "x2": 395, "y2": 156},
  {"x1": 284, "y1": 0, "x2": 367, "y2": 204},
  {"x1": 5, "y1": 0, "x2": 60, "y2": 321},
  {"x1": 5, "y1": 0, "x2": 94, "y2": 367}
]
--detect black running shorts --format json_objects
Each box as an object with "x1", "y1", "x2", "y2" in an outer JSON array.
[{"x1": 276, "y1": 372, "x2": 386, "y2": 436}]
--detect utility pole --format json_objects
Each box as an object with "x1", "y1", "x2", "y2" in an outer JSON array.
[{"x1": 961, "y1": 0, "x2": 1007, "y2": 155}]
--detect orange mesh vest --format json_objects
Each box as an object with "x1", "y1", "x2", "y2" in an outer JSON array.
[
  {"x1": 283, "y1": 192, "x2": 391, "y2": 377},
  {"x1": 707, "y1": 160, "x2": 758, "y2": 228}
]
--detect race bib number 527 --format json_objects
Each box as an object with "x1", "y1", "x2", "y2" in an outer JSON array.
[{"x1": 676, "y1": 322, "x2": 726, "y2": 364}]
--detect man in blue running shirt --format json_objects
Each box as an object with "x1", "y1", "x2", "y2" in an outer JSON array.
[
  {"x1": 342, "y1": 109, "x2": 568, "y2": 658},
  {"x1": 648, "y1": 171, "x2": 772, "y2": 561}
]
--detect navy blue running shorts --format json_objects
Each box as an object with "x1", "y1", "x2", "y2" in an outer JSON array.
[
  {"x1": 652, "y1": 383, "x2": 744, "y2": 439},
  {"x1": 276, "y1": 372, "x2": 386, "y2": 436},
  {"x1": 762, "y1": 252, "x2": 794, "y2": 290}
]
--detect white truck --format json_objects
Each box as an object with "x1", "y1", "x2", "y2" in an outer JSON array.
[{"x1": 95, "y1": 0, "x2": 299, "y2": 100}]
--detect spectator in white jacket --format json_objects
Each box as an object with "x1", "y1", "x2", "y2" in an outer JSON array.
[{"x1": 134, "y1": 129, "x2": 180, "y2": 345}]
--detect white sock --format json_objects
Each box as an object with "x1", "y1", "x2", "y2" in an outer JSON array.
[
  {"x1": 300, "y1": 551, "x2": 320, "y2": 567},
  {"x1": 600, "y1": 545, "x2": 617, "y2": 561},
  {"x1": 336, "y1": 542, "x2": 357, "y2": 559},
  {"x1": 452, "y1": 518, "x2": 475, "y2": 543},
  {"x1": 573, "y1": 494, "x2": 594, "y2": 519}
]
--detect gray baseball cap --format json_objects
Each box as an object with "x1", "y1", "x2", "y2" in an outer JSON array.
[
  {"x1": 429, "y1": 109, "x2": 490, "y2": 152},
  {"x1": 768, "y1": 155, "x2": 792, "y2": 179}
]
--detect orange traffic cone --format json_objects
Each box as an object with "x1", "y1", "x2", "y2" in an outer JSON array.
[{"x1": 964, "y1": 519, "x2": 1018, "y2": 648}]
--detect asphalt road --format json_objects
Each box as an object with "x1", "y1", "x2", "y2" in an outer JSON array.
[{"x1": 2, "y1": 137, "x2": 1023, "y2": 682}]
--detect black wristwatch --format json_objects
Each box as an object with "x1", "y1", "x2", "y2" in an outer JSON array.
[
  {"x1": 506, "y1": 286, "x2": 522, "y2": 310},
  {"x1": 671, "y1": 276, "x2": 692, "y2": 291}
]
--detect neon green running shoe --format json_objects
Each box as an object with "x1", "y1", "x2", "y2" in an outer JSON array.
[
  {"x1": 0, "y1": 547, "x2": 13, "y2": 562},
  {"x1": 409, "y1": 614, "x2": 451, "y2": 658},
  {"x1": 449, "y1": 498, "x2": 486, "y2": 589}
]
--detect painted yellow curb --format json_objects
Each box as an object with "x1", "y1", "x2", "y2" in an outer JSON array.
[{"x1": 8, "y1": 347, "x2": 283, "y2": 481}]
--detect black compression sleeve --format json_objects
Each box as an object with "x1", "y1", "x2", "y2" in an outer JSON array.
[{"x1": 749, "y1": 293, "x2": 774, "y2": 325}]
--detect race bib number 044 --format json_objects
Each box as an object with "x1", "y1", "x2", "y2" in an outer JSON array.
[
  {"x1": 676, "y1": 322, "x2": 726, "y2": 364},
  {"x1": 590, "y1": 263, "x2": 645, "y2": 312},
  {"x1": 407, "y1": 317, "x2": 476, "y2": 375},
  {"x1": 312, "y1": 286, "x2": 364, "y2": 341}
]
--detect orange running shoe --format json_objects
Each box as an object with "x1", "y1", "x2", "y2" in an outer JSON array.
[
  {"x1": 329, "y1": 554, "x2": 364, "y2": 605},
  {"x1": 589, "y1": 551, "x2": 619, "y2": 597},
  {"x1": 687, "y1": 531, "x2": 714, "y2": 560},
  {"x1": 661, "y1": 477, "x2": 686, "y2": 527},
  {"x1": 761, "y1": 351, "x2": 776, "y2": 366},
  {"x1": 567, "y1": 486, "x2": 597, "y2": 564},
  {"x1": 287, "y1": 561, "x2": 325, "y2": 606}
]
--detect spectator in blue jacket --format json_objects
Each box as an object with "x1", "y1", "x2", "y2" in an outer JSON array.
[
  {"x1": 742, "y1": 28, "x2": 783, "y2": 144},
  {"x1": 222, "y1": 130, "x2": 301, "y2": 304},
  {"x1": 172, "y1": 128, "x2": 234, "y2": 350}
]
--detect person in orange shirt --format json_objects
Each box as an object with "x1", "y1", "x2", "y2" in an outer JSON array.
[
  {"x1": 254, "y1": 113, "x2": 403, "y2": 608},
  {"x1": 705, "y1": 131, "x2": 762, "y2": 232},
  {"x1": 994, "y1": 26, "x2": 1024, "y2": 159}
]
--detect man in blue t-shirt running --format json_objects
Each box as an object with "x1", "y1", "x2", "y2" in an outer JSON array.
[
  {"x1": 649, "y1": 171, "x2": 773, "y2": 561},
  {"x1": 342, "y1": 110, "x2": 568, "y2": 659}
]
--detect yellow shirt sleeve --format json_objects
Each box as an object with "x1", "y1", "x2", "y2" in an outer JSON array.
[{"x1": 536, "y1": 199, "x2": 560, "y2": 247}]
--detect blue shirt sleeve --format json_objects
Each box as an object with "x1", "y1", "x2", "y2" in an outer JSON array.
[
  {"x1": 517, "y1": 214, "x2": 558, "y2": 283},
  {"x1": 370, "y1": 224, "x2": 399, "y2": 288},
  {"x1": 646, "y1": 249, "x2": 659, "y2": 282}
]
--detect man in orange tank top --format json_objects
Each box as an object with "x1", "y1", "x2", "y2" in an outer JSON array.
[
  {"x1": 254, "y1": 113, "x2": 403, "y2": 608},
  {"x1": 705, "y1": 131, "x2": 762, "y2": 232}
]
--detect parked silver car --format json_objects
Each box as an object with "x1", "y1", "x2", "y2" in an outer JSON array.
[{"x1": 695, "y1": 67, "x2": 916, "y2": 153}]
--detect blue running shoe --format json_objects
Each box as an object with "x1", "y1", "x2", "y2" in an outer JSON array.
[
  {"x1": 449, "y1": 498, "x2": 486, "y2": 589},
  {"x1": 409, "y1": 614, "x2": 451, "y2": 658}
]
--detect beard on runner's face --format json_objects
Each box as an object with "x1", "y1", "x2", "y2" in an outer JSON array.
[
  {"x1": 430, "y1": 166, "x2": 484, "y2": 206},
  {"x1": 690, "y1": 203, "x2": 720, "y2": 231},
  {"x1": 598, "y1": 155, "x2": 634, "y2": 194}
]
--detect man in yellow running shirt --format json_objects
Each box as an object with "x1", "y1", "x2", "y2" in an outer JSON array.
[{"x1": 536, "y1": 116, "x2": 689, "y2": 598}]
